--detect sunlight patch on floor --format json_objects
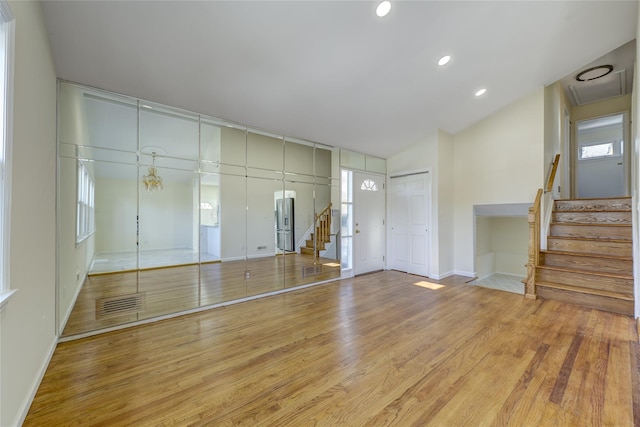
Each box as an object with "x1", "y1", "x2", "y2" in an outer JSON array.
[{"x1": 413, "y1": 281, "x2": 445, "y2": 290}]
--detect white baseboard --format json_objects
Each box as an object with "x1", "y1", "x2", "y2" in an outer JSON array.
[
  {"x1": 453, "y1": 270, "x2": 476, "y2": 279},
  {"x1": 15, "y1": 336, "x2": 57, "y2": 427},
  {"x1": 429, "y1": 271, "x2": 454, "y2": 280}
]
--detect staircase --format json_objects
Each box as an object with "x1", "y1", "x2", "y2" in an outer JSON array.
[
  {"x1": 535, "y1": 197, "x2": 633, "y2": 316},
  {"x1": 300, "y1": 204, "x2": 332, "y2": 257}
]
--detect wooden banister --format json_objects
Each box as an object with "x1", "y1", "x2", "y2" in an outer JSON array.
[
  {"x1": 545, "y1": 154, "x2": 560, "y2": 193},
  {"x1": 525, "y1": 188, "x2": 543, "y2": 299},
  {"x1": 314, "y1": 203, "x2": 332, "y2": 254}
]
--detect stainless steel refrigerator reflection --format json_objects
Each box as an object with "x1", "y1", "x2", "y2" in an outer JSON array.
[{"x1": 276, "y1": 197, "x2": 295, "y2": 251}]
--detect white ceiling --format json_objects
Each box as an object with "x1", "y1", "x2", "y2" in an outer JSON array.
[{"x1": 41, "y1": 1, "x2": 638, "y2": 159}]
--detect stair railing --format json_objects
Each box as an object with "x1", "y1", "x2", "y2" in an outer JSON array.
[
  {"x1": 545, "y1": 154, "x2": 560, "y2": 193},
  {"x1": 314, "y1": 203, "x2": 332, "y2": 255},
  {"x1": 525, "y1": 154, "x2": 561, "y2": 299}
]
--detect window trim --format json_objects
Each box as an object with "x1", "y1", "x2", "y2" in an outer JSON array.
[
  {"x1": 0, "y1": 0, "x2": 15, "y2": 311},
  {"x1": 578, "y1": 139, "x2": 619, "y2": 161},
  {"x1": 76, "y1": 161, "x2": 96, "y2": 244}
]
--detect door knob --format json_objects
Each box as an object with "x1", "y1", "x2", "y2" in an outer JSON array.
[{"x1": 355, "y1": 230, "x2": 360, "y2": 233}]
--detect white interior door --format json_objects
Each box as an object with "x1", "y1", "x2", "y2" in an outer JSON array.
[
  {"x1": 354, "y1": 172, "x2": 385, "y2": 275},
  {"x1": 575, "y1": 113, "x2": 628, "y2": 198},
  {"x1": 390, "y1": 173, "x2": 430, "y2": 277}
]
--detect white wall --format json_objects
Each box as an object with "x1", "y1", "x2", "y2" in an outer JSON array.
[
  {"x1": 544, "y1": 81, "x2": 571, "y2": 198},
  {"x1": 437, "y1": 130, "x2": 455, "y2": 277},
  {"x1": 453, "y1": 88, "x2": 545, "y2": 276},
  {"x1": 1, "y1": 2, "x2": 57, "y2": 426}
]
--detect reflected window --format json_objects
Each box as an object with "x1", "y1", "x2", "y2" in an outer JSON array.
[
  {"x1": 76, "y1": 162, "x2": 95, "y2": 242},
  {"x1": 360, "y1": 178, "x2": 378, "y2": 191},
  {"x1": 200, "y1": 201, "x2": 219, "y2": 226}
]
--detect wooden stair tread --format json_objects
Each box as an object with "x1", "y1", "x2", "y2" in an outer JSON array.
[
  {"x1": 550, "y1": 222, "x2": 631, "y2": 227},
  {"x1": 547, "y1": 236, "x2": 632, "y2": 243},
  {"x1": 536, "y1": 281, "x2": 633, "y2": 301},
  {"x1": 536, "y1": 265, "x2": 633, "y2": 280},
  {"x1": 555, "y1": 197, "x2": 631, "y2": 201},
  {"x1": 553, "y1": 209, "x2": 631, "y2": 212},
  {"x1": 541, "y1": 249, "x2": 632, "y2": 261}
]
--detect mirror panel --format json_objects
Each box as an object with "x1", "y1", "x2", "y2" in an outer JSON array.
[
  {"x1": 314, "y1": 180, "x2": 341, "y2": 282},
  {"x1": 201, "y1": 173, "x2": 247, "y2": 306},
  {"x1": 285, "y1": 139, "x2": 314, "y2": 175},
  {"x1": 59, "y1": 83, "x2": 137, "y2": 151},
  {"x1": 139, "y1": 102, "x2": 199, "y2": 160},
  {"x1": 248, "y1": 130, "x2": 283, "y2": 170},
  {"x1": 60, "y1": 161, "x2": 141, "y2": 336},
  {"x1": 246, "y1": 176, "x2": 285, "y2": 296},
  {"x1": 200, "y1": 118, "x2": 222, "y2": 163},
  {"x1": 283, "y1": 177, "x2": 316, "y2": 288},
  {"x1": 220, "y1": 126, "x2": 246, "y2": 166},
  {"x1": 57, "y1": 81, "x2": 355, "y2": 337}
]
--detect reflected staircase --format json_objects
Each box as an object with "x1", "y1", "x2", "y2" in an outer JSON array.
[
  {"x1": 533, "y1": 197, "x2": 634, "y2": 316},
  {"x1": 300, "y1": 204, "x2": 332, "y2": 257}
]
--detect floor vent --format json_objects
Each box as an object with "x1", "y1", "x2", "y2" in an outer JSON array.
[
  {"x1": 302, "y1": 265, "x2": 322, "y2": 278},
  {"x1": 96, "y1": 293, "x2": 144, "y2": 319}
]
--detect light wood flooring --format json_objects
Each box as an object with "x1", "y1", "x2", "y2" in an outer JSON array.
[
  {"x1": 470, "y1": 273, "x2": 525, "y2": 295},
  {"x1": 30, "y1": 271, "x2": 640, "y2": 426},
  {"x1": 63, "y1": 254, "x2": 341, "y2": 337}
]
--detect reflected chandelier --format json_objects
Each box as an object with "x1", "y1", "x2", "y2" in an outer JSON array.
[{"x1": 142, "y1": 152, "x2": 163, "y2": 192}]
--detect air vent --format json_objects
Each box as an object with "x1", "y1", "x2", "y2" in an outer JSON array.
[
  {"x1": 96, "y1": 293, "x2": 144, "y2": 319},
  {"x1": 302, "y1": 265, "x2": 322, "y2": 278}
]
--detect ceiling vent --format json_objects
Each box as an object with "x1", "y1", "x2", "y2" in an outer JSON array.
[{"x1": 568, "y1": 69, "x2": 626, "y2": 106}]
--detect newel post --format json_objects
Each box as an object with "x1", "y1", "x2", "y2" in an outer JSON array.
[{"x1": 525, "y1": 189, "x2": 542, "y2": 300}]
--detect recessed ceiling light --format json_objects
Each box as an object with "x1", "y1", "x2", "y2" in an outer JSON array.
[
  {"x1": 438, "y1": 55, "x2": 451, "y2": 66},
  {"x1": 475, "y1": 88, "x2": 487, "y2": 97},
  {"x1": 376, "y1": 1, "x2": 391, "y2": 17}
]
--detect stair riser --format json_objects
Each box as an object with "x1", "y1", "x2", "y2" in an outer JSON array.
[
  {"x1": 541, "y1": 253, "x2": 632, "y2": 275},
  {"x1": 550, "y1": 224, "x2": 632, "y2": 241},
  {"x1": 546, "y1": 238, "x2": 632, "y2": 257},
  {"x1": 299, "y1": 247, "x2": 315, "y2": 255},
  {"x1": 537, "y1": 286, "x2": 633, "y2": 316},
  {"x1": 305, "y1": 240, "x2": 325, "y2": 250},
  {"x1": 554, "y1": 198, "x2": 632, "y2": 212},
  {"x1": 552, "y1": 211, "x2": 631, "y2": 225},
  {"x1": 536, "y1": 269, "x2": 632, "y2": 295}
]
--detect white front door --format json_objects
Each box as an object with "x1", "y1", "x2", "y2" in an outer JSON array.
[
  {"x1": 575, "y1": 112, "x2": 628, "y2": 198},
  {"x1": 390, "y1": 173, "x2": 430, "y2": 277},
  {"x1": 354, "y1": 172, "x2": 385, "y2": 275}
]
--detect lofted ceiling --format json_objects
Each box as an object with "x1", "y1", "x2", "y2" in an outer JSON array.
[{"x1": 41, "y1": 1, "x2": 638, "y2": 159}]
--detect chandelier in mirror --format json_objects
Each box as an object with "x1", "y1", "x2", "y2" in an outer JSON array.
[{"x1": 142, "y1": 152, "x2": 163, "y2": 192}]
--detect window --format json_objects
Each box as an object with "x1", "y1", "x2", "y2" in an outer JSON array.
[
  {"x1": 579, "y1": 141, "x2": 616, "y2": 160},
  {"x1": 341, "y1": 169, "x2": 353, "y2": 270},
  {"x1": 0, "y1": 0, "x2": 14, "y2": 310},
  {"x1": 76, "y1": 162, "x2": 95, "y2": 243},
  {"x1": 360, "y1": 178, "x2": 378, "y2": 191}
]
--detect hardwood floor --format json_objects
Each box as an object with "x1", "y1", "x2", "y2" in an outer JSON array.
[
  {"x1": 29, "y1": 271, "x2": 639, "y2": 426},
  {"x1": 62, "y1": 254, "x2": 341, "y2": 337}
]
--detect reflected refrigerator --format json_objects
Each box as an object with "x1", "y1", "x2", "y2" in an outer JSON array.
[{"x1": 276, "y1": 197, "x2": 295, "y2": 251}]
